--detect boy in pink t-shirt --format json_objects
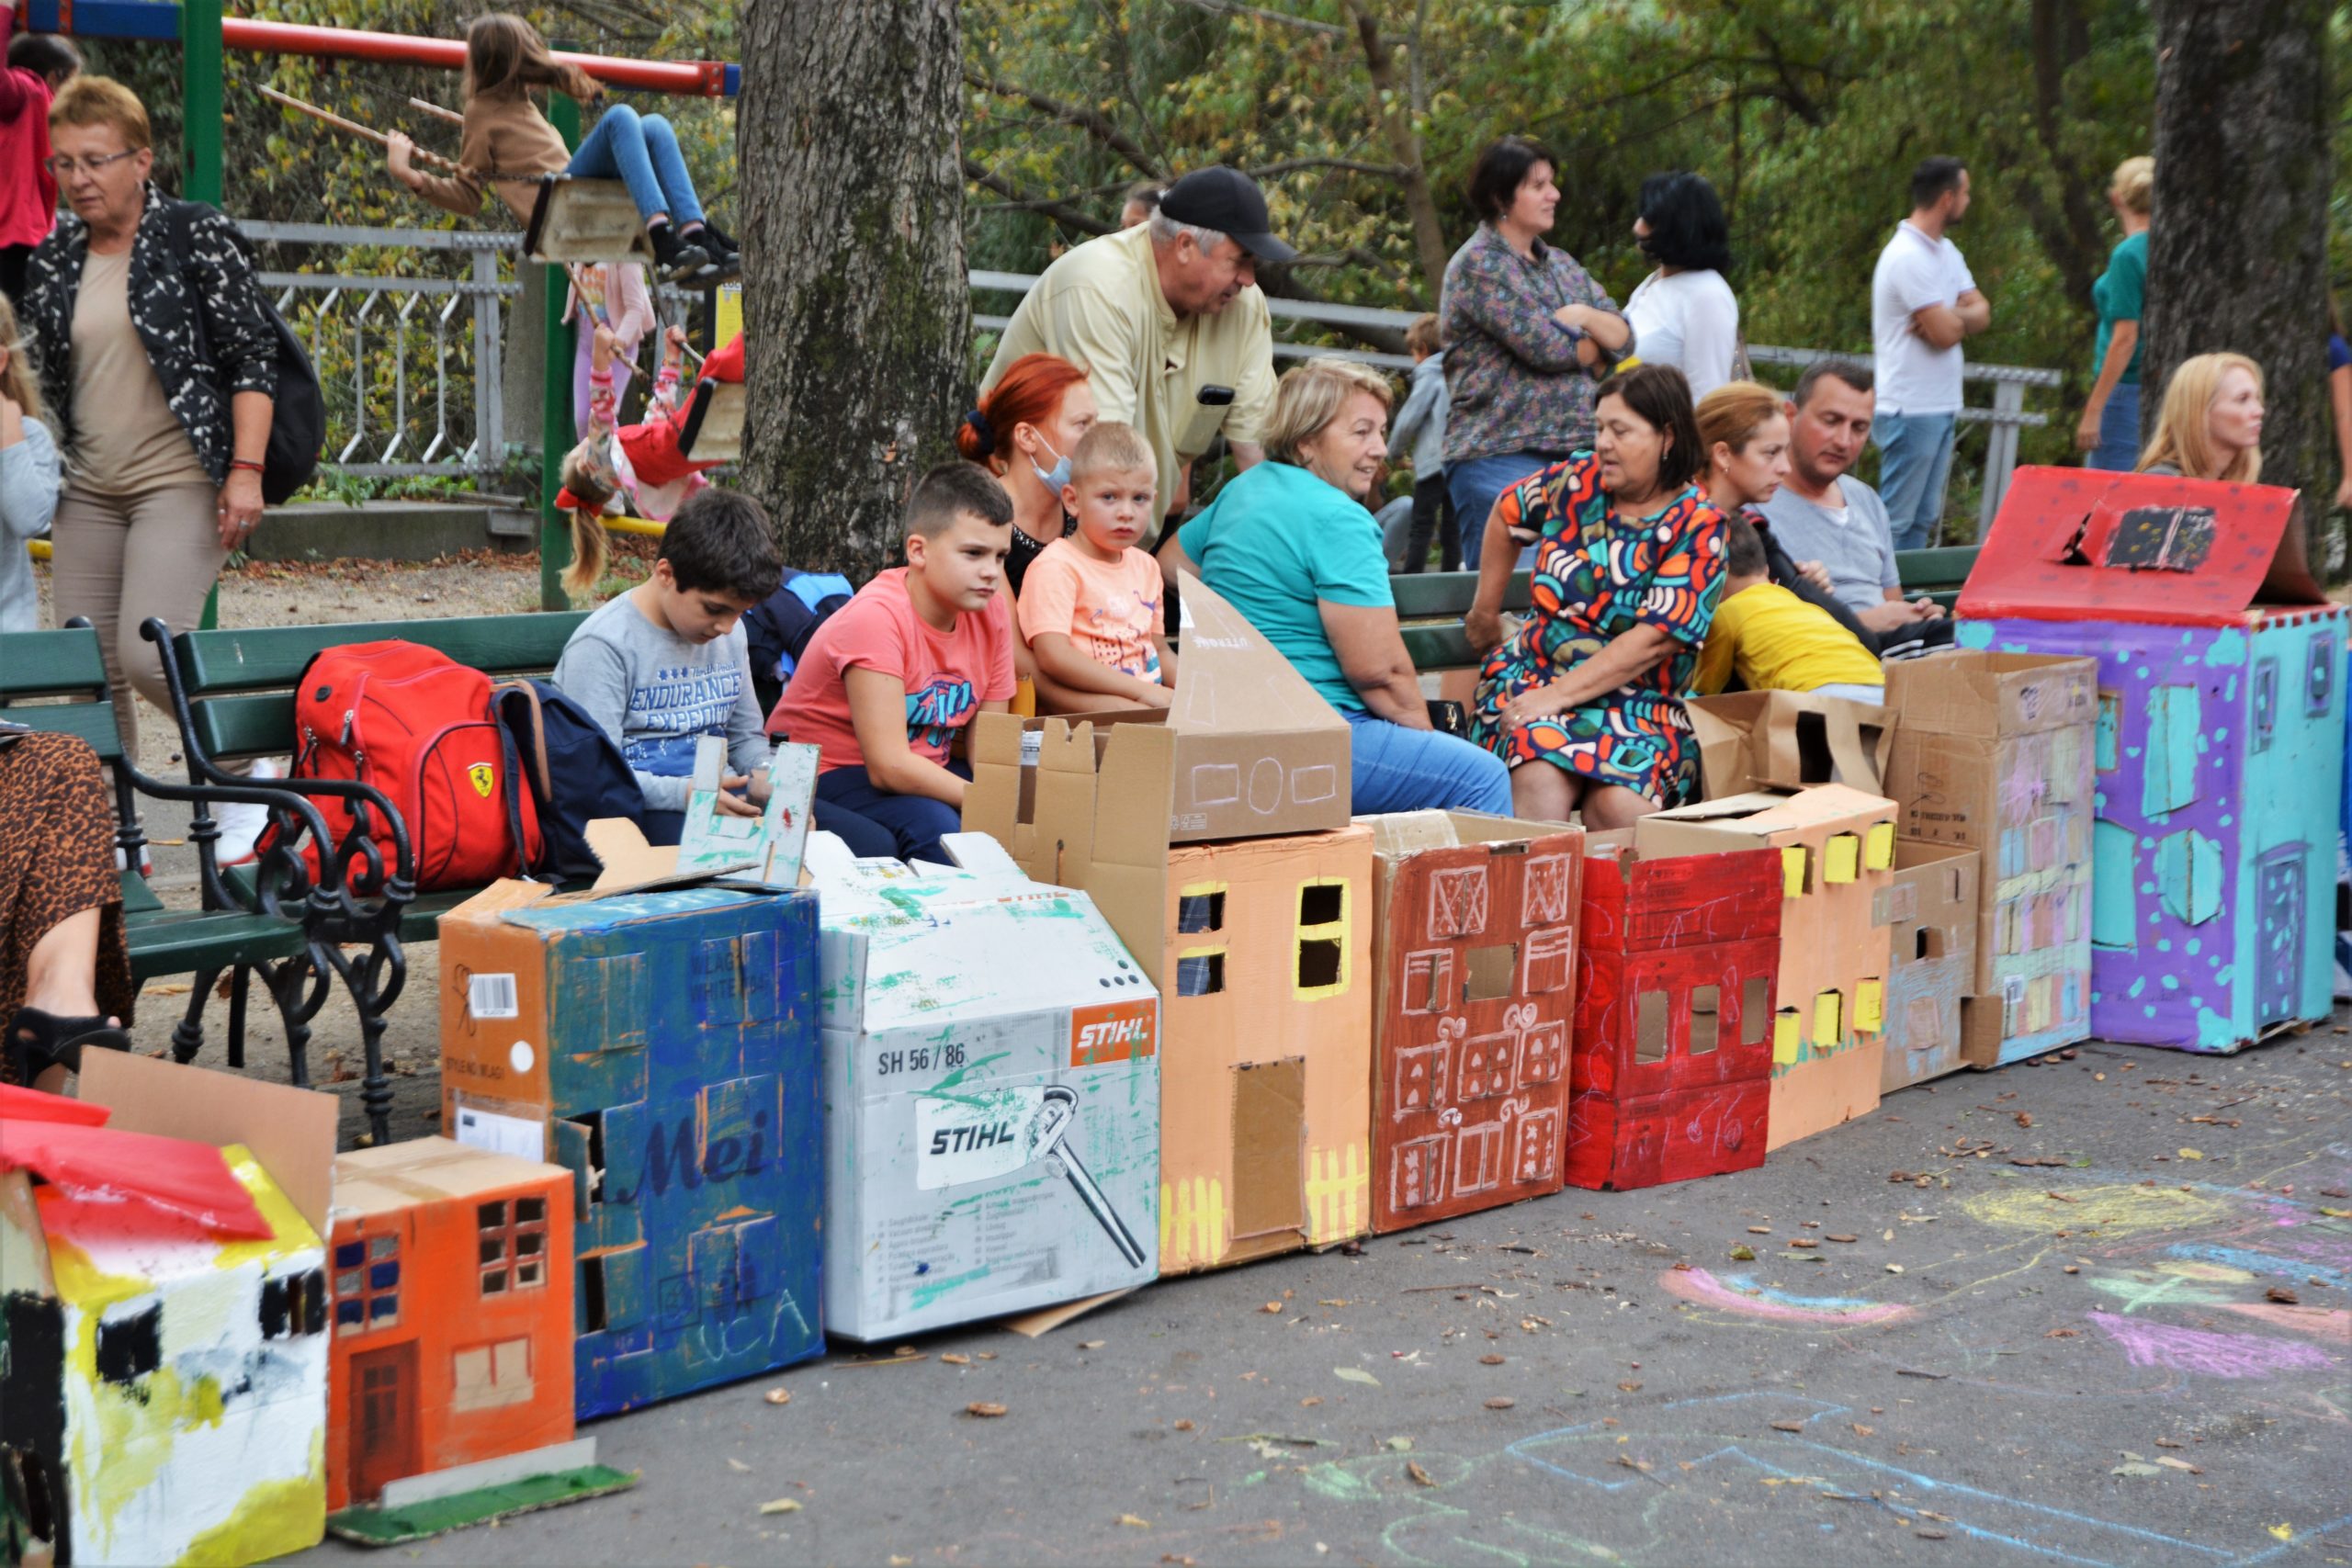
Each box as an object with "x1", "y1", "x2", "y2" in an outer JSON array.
[
  {"x1": 767, "y1": 463, "x2": 1016, "y2": 863},
  {"x1": 1019, "y1": 423, "x2": 1179, "y2": 714}
]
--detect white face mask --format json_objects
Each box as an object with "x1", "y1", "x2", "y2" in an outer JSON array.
[{"x1": 1029, "y1": 434, "x2": 1071, "y2": 494}]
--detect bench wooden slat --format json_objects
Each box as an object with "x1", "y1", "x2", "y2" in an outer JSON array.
[
  {"x1": 1388, "y1": 570, "x2": 1532, "y2": 619},
  {"x1": 174, "y1": 612, "x2": 591, "y2": 694},
  {"x1": 0, "y1": 626, "x2": 109, "y2": 700},
  {"x1": 1401, "y1": 625, "x2": 1483, "y2": 671},
  {"x1": 1895, "y1": 545, "x2": 1977, "y2": 590},
  {"x1": 6, "y1": 698, "x2": 129, "y2": 762}
]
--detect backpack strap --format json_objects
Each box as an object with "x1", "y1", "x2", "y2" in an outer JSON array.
[{"x1": 491, "y1": 680, "x2": 553, "y2": 802}]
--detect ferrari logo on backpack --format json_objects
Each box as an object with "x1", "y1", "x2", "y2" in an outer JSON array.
[{"x1": 469, "y1": 761, "x2": 496, "y2": 797}]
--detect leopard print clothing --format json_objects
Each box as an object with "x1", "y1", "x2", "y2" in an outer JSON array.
[
  {"x1": 0, "y1": 730, "x2": 132, "y2": 1083},
  {"x1": 22, "y1": 184, "x2": 280, "y2": 489}
]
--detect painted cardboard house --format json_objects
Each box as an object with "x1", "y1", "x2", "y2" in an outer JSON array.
[
  {"x1": 1361, "y1": 812, "x2": 1584, "y2": 1232},
  {"x1": 1638, "y1": 784, "x2": 1898, "y2": 1149},
  {"x1": 807, "y1": 832, "x2": 1159, "y2": 1340},
  {"x1": 0, "y1": 1055, "x2": 337, "y2": 1568},
  {"x1": 438, "y1": 883, "x2": 823, "y2": 1419},
  {"x1": 1566, "y1": 834, "x2": 1781, "y2": 1190},
  {"x1": 1875, "y1": 841, "x2": 1982, "y2": 1091},
  {"x1": 325, "y1": 1138, "x2": 577, "y2": 1512},
  {"x1": 1955, "y1": 468, "x2": 2345, "y2": 1052},
  {"x1": 1881, "y1": 643, "x2": 2099, "y2": 1066}
]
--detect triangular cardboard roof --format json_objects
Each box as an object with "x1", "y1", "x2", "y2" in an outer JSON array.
[{"x1": 1958, "y1": 467, "x2": 2325, "y2": 626}]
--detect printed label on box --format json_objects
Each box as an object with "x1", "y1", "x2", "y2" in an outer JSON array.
[
  {"x1": 451, "y1": 1098, "x2": 544, "y2": 1161},
  {"x1": 1070, "y1": 999, "x2": 1158, "y2": 1066},
  {"x1": 468, "y1": 972, "x2": 519, "y2": 1020},
  {"x1": 914, "y1": 1087, "x2": 1053, "y2": 1190}
]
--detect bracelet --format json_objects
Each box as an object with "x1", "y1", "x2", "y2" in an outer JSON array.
[{"x1": 230, "y1": 458, "x2": 265, "y2": 475}]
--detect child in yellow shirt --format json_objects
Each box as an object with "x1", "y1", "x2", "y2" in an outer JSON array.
[
  {"x1": 1694, "y1": 515, "x2": 1886, "y2": 702},
  {"x1": 1018, "y1": 423, "x2": 1179, "y2": 713}
]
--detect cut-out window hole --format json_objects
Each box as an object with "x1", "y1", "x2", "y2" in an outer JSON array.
[
  {"x1": 1464, "y1": 944, "x2": 1516, "y2": 1002},
  {"x1": 1177, "y1": 953, "x2": 1226, "y2": 997},
  {"x1": 581, "y1": 1255, "x2": 608, "y2": 1333},
  {"x1": 1297, "y1": 939, "x2": 1342, "y2": 990},
  {"x1": 1177, "y1": 892, "x2": 1225, "y2": 933},
  {"x1": 1690, "y1": 985, "x2": 1720, "y2": 1055},
  {"x1": 1299, "y1": 883, "x2": 1344, "y2": 926},
  {"x1": 1916, "y1": 927, "x2": 1944, "y2": 961},
  {"x1": 1740, "y1": 976, "x2": 1771, "y2": 1043},
  {"x1": 1634, "y1": 990, "x2": 1669, "y2": 1065}
]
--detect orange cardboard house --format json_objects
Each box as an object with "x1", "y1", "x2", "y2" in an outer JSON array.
[
  {"x1": 1875, "y1": 841, "x2": 1981, "y2": 1092},
  {"x1": 1361, "y1": 811, "x2": 1584, "y2": 1233},
  {"x1": 324, "y1": 1138, "x2": 576, "y2": 1512},
  {"x1": 1637, "y1": 784, "x2": 1898, "y2": 1149}
]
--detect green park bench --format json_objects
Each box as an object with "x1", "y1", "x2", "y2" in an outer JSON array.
[
  {"x1": 1393, "y1": 546, "x2": 1979, "y2": 676},
  {"x1": 160, "y1": 610, "x2": 589, "y2": 1140},
  {"x1": 0, "y1": 622, "x2": 357, "y2": 1105}
]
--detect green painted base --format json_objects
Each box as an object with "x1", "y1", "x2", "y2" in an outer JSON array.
[{"x1": 324, "y1": 1465, "x2": 639, "y2": 1547}]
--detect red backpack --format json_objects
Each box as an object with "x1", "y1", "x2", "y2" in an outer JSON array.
[{"x1": 265, "y1": 641, "x2": 542, "y2": 891}]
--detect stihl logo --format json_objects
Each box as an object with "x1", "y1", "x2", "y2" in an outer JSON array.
[
  {"x1": 1070, "y1": 1000, "x2": 1157, "y2": 1066},
  {"x1": 930, "y1": 1122, "x2": 1015, "y2": 1156}
]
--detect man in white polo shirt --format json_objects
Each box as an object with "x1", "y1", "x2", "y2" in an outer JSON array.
[
  {"x1": 1870, "y1": 156, "x2": 1991, "y2": 551},
  {"x1": 980, "y1": 166, "x2": 1290, "y2": 533}
]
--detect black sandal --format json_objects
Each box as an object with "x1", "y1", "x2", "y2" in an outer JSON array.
[{"x1": 6, "y1": 1007, "x2": 130, "y2": 1084}]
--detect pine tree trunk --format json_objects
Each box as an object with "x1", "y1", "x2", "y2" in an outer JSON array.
[
  {"x1": 2144, "y1": 0, "x2": 2333, "y2": 511},
  {"x1": 737, "y1": 0, "x2": 970, "y2": 579}
]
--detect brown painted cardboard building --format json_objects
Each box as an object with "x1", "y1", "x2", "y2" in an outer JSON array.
[
  {"x1": 1875, "y1": 841, "x2": 1982, "y2": 1092},
  {"x1": 1360, "y1": 812, "x2": 1585, "y2": 1232}
]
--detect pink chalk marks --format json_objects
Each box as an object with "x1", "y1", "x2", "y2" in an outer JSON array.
[
  {"x1": 2087, "y1": 1310, "x2": 2340, "y2": 1379},
  {"x1": 1659, "y1": 1268, "x2": 1915, "y2": 1326}
]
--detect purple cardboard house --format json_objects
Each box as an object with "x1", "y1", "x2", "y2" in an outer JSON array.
[{"x1": 1955, "y1": 468, "x2": 2346, "y2": 1052}]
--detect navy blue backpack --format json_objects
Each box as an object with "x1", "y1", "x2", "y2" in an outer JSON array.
[
  {"x1": 744, "y1": 569, "x2": 855, "y2": 717},
  {"x1": 493, "y1": 680, "x2": 646, "y2": 882}
]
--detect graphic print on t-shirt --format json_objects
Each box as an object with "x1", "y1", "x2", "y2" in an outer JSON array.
[
  {"x1": 905, "y1": 674, "x2": 978, "y2": 755},
  {"x1": 623, "y1": 659, "x2": 746, "y2": 780}
]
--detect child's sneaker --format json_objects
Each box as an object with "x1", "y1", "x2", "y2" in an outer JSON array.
[{"x1": 649, "y1": 221, "x2": 709, "y2": 282}]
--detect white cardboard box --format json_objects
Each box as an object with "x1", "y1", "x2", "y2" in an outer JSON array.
[{"x1": 811, "y1": 833, "x2": 1160, "y2": 1340}]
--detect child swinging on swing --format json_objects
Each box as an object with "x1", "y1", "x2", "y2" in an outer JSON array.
[
  {"x1": 556, "y1": 320, "x2": 745, "y2": 593},
  {"x1": 384, "y1": 13, "x2": 736, "y2": 282}
]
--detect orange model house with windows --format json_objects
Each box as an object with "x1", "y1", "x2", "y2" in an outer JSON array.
[{"x1": 324, "y1": 1138, "x2": 577, "y2": 1512}]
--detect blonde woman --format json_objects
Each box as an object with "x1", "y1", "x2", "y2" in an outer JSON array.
[
  {"x1": 0, "y1": 289, "x2": 58, "y2": 631},
  {"x1": 2137, "y1": 352, "x2": 2263, "y2": 483},
  {"x1": 1159, "y1": 358, "x2": 1512, "y2": 814},
  {"x1": 2080, "y1": 156, "x2": 2154, "y2": 470}
]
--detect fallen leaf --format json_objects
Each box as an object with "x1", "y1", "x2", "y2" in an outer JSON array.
[
  {"x1": 2156, "y1": 1456, "x2": 2201, "y2": 1473},
  {"x1": 1115, "y1": 1513, "x2": 1150, "y2": 1529},
  {"x1": 1173, "y1": 1419, "x2": 1194, "y2": 1431},
  {"x1": 727, "y1": 1457, "x2": 752, "y2": 1472},
  {"x1": 2110, "y1": 1461, "x2": 2163, "y2": 1477},
  {"x1": 939, "y1": 1353, "x2": 971, "y2": 1366},
  {"x1": 2154, "y1": 1438, "x2": 2184, "y2": 1449},
  {"x1": 890, "y1": 1558, "x2": 912, "y2": 1566},
  {"x1": 1485, "y1": 1396, "x2": 1516, "y2": 1410},
  {"x1": 2045, "y1": 1190, "x2": 2077, "y2": 1203},
  {"x1": 976, "y1": 1351, "x2": 997, "y2": 1360},
  {"x1": 1079, "y1": 1340, "x2": 1105, "y2": 1350},
  {"x1": 1334, "y1": 1367, "x2": 1381, "y2": 1386},
  {"x1": 1787, "y1": 1237, "x2": 1819, "y2": 1249},
  {"x1": 1479, "y1": 1354, "x2": 1506, "y2": 1366},
  {"x1": 2321, "y1": 1207, "x2": 2352, "y2": 1219},
  {"x1": 966, "y1": 1402, "x2": 1008, "y2": 1418},
  {"x1": 1770, "y1": 1419, "x2": 1805, "y2": 1433},
  {"x1": 1384, "y1": 1436, "x2": 1413, "y2": 1451},
  {"x1": 1886, "y1": 1264, "x2": 1905, "y2": 1275},
  {"x1": 758, "y1": 1497, "x2": 803, "y2": 1515},
  {"x1": 845, "y1": 1353, "x2": 925, "y2": 1369},
  {"x1": 1729, "y1": 1245, "x2": 1757, "y2": 1261},
  {"x1": 2044, "y1": 1327, "x2": 2080, "y2": 1338},
  {"x1": 1407, "y1": 1461, "x2": 1436, "y2": 1487},
  {"x1": 2262, "y1": 1285, "x2": 2301, "y2": 1304},
  {"x1": 763, "y1": 1387, "x2": 792, "y2": 1405},
  {"x1": 1299, "y1": 1396, "x2": 1323, "y2": 1407},
  {"x1": 1916, "y1": 1529, "x2": 1949, "y2": 1540},
  {"x1": 1162, "y1": 1557, "x2": 1197, "y2": 1567},
  {"x1": 1618, "y1": 1381, "x2": 1643, "y2": 1392},
  {"x1": 2178, "y1": 1148, "x2": 2204, "y2": 1161},
  {"x1": 1849, "y1": 1423, "x2": 1874, "y2": 1437},
  {"x1": 2268, "y1": 1525, "x2": 2293, "y2": 1542},
  {"x1": 141, "y1": 982, "x2": 193, "y2": 996},
  {"x1": 1826, "y1": 1234, "x2": 1858, "y2": 1244},
  {"x1": 2015, "y1": 1111, "x2": 2034, "y2": 1127},
  {"x1": 1261, "y1": 1302, "x2": 1283, "y2": 1314},
  {"x1": 1747, "y1": 1225, "x2": 1772, "y2": 1234}
]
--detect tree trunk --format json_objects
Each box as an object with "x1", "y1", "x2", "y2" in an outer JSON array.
[
  {"x1": 2145, "y1": 0, "x2": 2332, "y2": 511},
  {"x1": 738, "y1": 0, "x2": 970, "y2": 579},
  {"x1": 1347, "y1": 1, "x2": 1450, "y2": 304}
]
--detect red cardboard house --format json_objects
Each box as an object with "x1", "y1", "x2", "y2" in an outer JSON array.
[{"x1": 1566, "y1": 836, "x2": 1781, "y2": 1190}]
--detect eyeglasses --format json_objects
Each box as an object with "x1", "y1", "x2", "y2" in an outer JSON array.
[{"x1": 45, "y1": 150, "x2": 141, "y2": 178}]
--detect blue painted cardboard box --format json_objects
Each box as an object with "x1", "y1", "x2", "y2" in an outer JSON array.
[{"x1": 438, "y1": 883, "x2": 824, "y2": 1417}]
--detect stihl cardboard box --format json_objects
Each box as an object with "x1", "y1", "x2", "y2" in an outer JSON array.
[
  {"x1": 324, "y1": 1138, "x2": 576, "y2": 1512},
  {"x1": 1157, "y1": 826, "x2": 1375, "y2": 1269},
  {"x1": 0, "y1": 1055, "x2": 336, "y2": 1568},
  {"x1": 1638, "y1": 784, "x2": 1898, "y2": 1149},
  {"x1": 1880, "y1": 642, "x2": 2098, "y2": 1065},
  {"x1": 1687, "y1": 689, "x2": 1891, "y2": 799},
  {"x1": 808, "y1": 833, "x2": 1159, "y2": 1340},
  {"x1": 1566, "y1": 833, "x2": 1780, "y2": 1190},
  {"x1": 1955, "y1": 468, "x2": 2345, "y2": 1053},
  {"x1": 437, "y1": 884, "x2": 823, "y2": 1418},
  {"x1": 1874, "y1": 841, "x2": 1981, "y2": 1092},
  {"x1": 1361, "y1": 811, "x2": 1584, "y2": 1232}
]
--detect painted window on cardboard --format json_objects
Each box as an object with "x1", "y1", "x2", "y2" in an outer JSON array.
[
  {"x1": 2307, "y1": 633, "x2": 2335, "y2": 717},
  {"x1": 479, "y1": 1196, "x2": 549, "y2": 1295},
  {"x1": 451, "y1": 1337, "x2": 535, "y2": 1412},
  {"x1": 1402, "y1": 948, "x2": 1453, "y2": 1013},
  {"x1": 2095, "y1": 692, "x2": 2120, "y2": 773},
  {"x1": 2252, "y1": 660, "x2": 2278, "y2": 754},
  {"x1": 1176, "y1": 949, "x2": 1227, "y2": 995},
  {"x1": 1427, "y1": 866, "x2": 1488, "y2": 939},
  {"x1": 2143, "y1": 685, "x2": 2202, "y2": 814},
  {"x1": 96, "y1": 1303, "x2": 161, "y2": 1383},
  {"x1": 1176, "y1": 884, "x2": 1227, "y2": 934},
  {"x1": 1295, "y1": 879, "x2": 1352, "y2": 1000},
  {"x1": 2103, "y1": 504, "x2": 2216, "y2": 572},
  {"x1": 335, "y1": 1233, "x2": 401, "y2": 1336}
]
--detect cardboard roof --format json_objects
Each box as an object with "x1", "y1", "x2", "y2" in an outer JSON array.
[
  {"x1": 332, "y1": 1135, "x2": 569, "y2": 1221},
  {"x1": 1958, "y1": 466, "x2": 2327, "y2": 626},
  {"x1": 77, "y1": 1051, "x2": 337, "y2": 1239}
]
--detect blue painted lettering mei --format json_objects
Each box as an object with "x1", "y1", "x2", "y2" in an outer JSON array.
[{"x1": 609, "y1": 1108, "x2": 773, "y2": 1202}]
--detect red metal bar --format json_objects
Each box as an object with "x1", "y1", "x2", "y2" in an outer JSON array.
[{"x1": 220, "y1": 17, "x2": 730, "y2": 96}]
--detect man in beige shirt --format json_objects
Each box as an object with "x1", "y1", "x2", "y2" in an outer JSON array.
[{"x1": 981, "y1": 166, "x2": 1289, "y2": 529}]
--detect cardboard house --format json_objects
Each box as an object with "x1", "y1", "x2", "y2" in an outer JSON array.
[
  {"x1": 324, "y1": 1139, "x2": 577, "y2": 1513},
  {"x1": 808, "y1": 832, "x2": 1159, "y2": 1341},
  {"x1": 1361, "y1": 812, "x2": 1585, "y2": 1233},
  {"x1": 438, "y1": 883, "x2": 823, "y2": 1419},
  {"x1": 1955, "y1": 468, "x2": 2346, "y2": 1052},
  {"x1": 0, "y1": 1055, "x2": 336, "y2": 1568},
  {"x1": 1880, "y1": 641, "x2": 2099, "y2": 1066},
  {"x1": 1566, "y1": 834, "x2": 1781, "y2": 1190},
  {"x1": 1638, "y1": 784, "x2": 1898, "y2": 1149},
  {"x1": 1875, "y1": 841, "x2": 1982, "y2": 1092}
]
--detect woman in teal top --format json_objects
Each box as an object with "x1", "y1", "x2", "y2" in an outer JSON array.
[
  {"x1": 1166, "y1": 359, "x2": 1512, "y2": 816},
  {"x1": 2079, "y1": 156, "x2": 2152, "y2": 471}
]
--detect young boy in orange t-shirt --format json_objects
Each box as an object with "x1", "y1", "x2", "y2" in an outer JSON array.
[{"x1": 1018, "y1": 423, "x2": 1179, "y2": 713}]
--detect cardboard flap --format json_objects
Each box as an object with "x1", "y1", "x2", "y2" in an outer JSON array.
[
  {"x1": 584, "y1": 817, "x2": 755, "y2": 895},
  {"x1": 1171, "y1": 573, "x2": 1351, "y2": 742},
  {"x1": 1358, "y1": 809, "x2": 1465, "y2": 859},
  {"x1": 78, "y1": 1052, "x2": 337, "y2": 1237},
  {"x1": 1959, "y1": 467, "x2": 2324, "y2": 625},
  {"x1": 1882, "y1": 650, "x2": 2098, "y2": 739},
  {"x1": 1688, "y1": 690, "x2": 1889, "y2": 799},
  {"x1": 445, "y1": 877, "x2": 558, "y2": 922}
]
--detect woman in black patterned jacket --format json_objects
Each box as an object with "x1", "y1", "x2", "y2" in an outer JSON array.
[{"x1": 24, "y1": 74, "x2": 275, "y2": 792}]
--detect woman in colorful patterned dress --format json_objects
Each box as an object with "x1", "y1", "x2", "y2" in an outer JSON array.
[{"x1": 1464, "y1": 364, "x2": 1728, "y2": 827}]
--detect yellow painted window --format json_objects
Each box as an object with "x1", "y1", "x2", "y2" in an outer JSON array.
[
  {"x1": 1864, "y1": 821, "x2": 1896, "y2": 870},
  {"x1": 1781, "y1": 845, "x2": 1810, "y2": 897},
  {"x1": 1814, "y1": 989, "x2": 1844, "y2": 1045},
  {"x1": 1772, "y1": 1009, "x2": 1803, "y2": 1065},
  {"x1": 1823, "y1": 833, "x2": 1860, "y2": 884},
  {"x1": 1295, "y1": 877, "x2": 1352, "y2": 1000},
  {"x1": 1855, "y1": 977, "x2": 1885, "y2": 1032}
]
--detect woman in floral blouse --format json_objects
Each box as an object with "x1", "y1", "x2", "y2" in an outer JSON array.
[
  {"x1": 1439, "y1": 134, "x2": 1631, "y2": 570},
  {"x1": 1464, "y1": 365, "x2": 1727, "y2": 828}
]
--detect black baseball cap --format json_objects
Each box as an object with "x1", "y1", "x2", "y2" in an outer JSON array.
[{"x1": 1158, "y1": 167, "x2": 1297, "y2": 264}]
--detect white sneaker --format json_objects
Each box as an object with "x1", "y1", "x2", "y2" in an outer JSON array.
[{"x1": 213, "y1": 757, "x2": 286, "y2": 868}]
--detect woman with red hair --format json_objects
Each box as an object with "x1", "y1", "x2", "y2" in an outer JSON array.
[{"x1": 957, "y1": 352, "x2": 1097, "y2": 600}]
